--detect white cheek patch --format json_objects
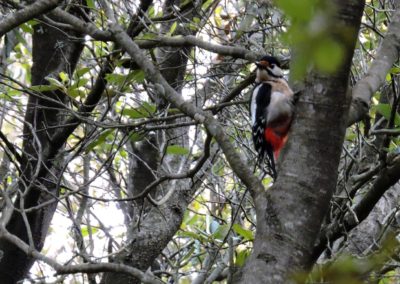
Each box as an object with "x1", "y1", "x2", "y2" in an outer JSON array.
[{"x1": 270, "y1": 65, "x2": 283, "y2": 77}]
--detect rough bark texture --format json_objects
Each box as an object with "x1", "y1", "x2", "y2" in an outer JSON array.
[
  {"x1": 341, "y1": 183, "x2": 400, "y2": 255},
  {"x1": 0, "y1": 10, "x2": 85, "y2": 284},
  {"x1": 234, "y1": 1, "x2": 365, "y2": 283}
]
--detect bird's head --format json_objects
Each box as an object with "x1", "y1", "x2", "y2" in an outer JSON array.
[{"x1": 255, "y1": 55, "x2": 283, "y2": 82}]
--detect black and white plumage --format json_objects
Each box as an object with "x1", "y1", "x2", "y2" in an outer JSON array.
[{"x1": 250, "y1": 56, "x2": 294, "y2": 179}]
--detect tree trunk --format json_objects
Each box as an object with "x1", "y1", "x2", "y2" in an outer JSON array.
[
  {"x1": 234, "y1": 1, "x2": 365, "y2": 283},
  {"x1": 0, "y1": 11, "x2": 84, "y2": 284},
  {"x1": 100, "y1": 1, "x2": 204, "y2": 283}
]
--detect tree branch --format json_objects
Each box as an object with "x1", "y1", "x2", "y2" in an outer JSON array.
[
  {"x1": 0, "y1": 0, "x2": 62, "y2": 37},
  {"x1": 0, "y1": 225, "x2": 164, "y2": 284},
  {"x1": 25, "y1": 3, "x2": 266, "y2": 62},
  {"x1": 348, "y1": 6, "x2": 400, "y2": 126},
  {"x1": 100, "y1": 0, "x2": 264, "y2": 197},
  {"x1": 0, "y1": 130, "x2": 23, "y2": 166},
  {"x1": 136, "y1": 35, "x2": 262, "y2": 60},
  {"x1": 50, "y1": 7, "x2": 112, "y2": 41},
  {"x1": 42, "y1": 7, "x2": 265, "y2": 62},
  {"x1": 312, "y1": 154, "x2": 400, "y2": 261}
]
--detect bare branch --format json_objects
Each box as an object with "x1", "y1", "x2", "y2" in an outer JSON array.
[
  {"x1": 348, "y1": 6, "x2": 400, "y2": 126},
  {"x1": 50, "y1": 7, "x2": 112, "y2": 41},
  {"x1": 0, "y1": 225, "x2": 164, "y2": 284},
  {"x1": 43, "y1": 8, "x2": 264, "y2": 61},
  {"x1": 371, "y1": 128, "x2": 400, "y2": 135},
  {"x1": 136, "y1": 35, "x2": 262, "y2": 60},
  {"x1": 0, "y1": 0, "x2": 62, "y2": 37},
  {"x1": 100, "y1": 0, "x2": 264, "y2": 196},
  {"x1": 312, "y1": 154, "x2": 400, "y2": 261}
]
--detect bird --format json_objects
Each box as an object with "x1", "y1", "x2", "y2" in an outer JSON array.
[{"x1": 250, "y1": 55, "x2": 294, "y2": 179}]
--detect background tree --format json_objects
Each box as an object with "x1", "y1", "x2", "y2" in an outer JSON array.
[{"x1": 0, "y1": 0, "x2": 399, "y2": 283}]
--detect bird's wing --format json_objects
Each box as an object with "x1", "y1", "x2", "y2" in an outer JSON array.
[{"x1": 250, "y1": 83, "x2": 272, "y2": 125}]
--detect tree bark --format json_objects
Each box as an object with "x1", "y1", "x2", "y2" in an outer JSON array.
[{"x1": 340, "y1": 184, "x2": 400, "y2": 255}]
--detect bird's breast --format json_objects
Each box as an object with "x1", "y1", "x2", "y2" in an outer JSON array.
[{"x1": 267, "y1": 91, "x2": 293, "y2": 125}]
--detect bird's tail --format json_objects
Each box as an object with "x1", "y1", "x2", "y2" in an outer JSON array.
[{"x1": 253, "y1": 148, "x2": 276, "y2": 180}]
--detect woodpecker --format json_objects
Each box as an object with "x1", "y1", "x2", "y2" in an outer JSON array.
[{"x1": 250, "y1": 55, "x2": 294, "y2": 179}]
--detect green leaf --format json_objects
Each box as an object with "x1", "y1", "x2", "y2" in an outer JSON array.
[
  {"x1": 166, "y1": 145, "x2": 189, "y2": 155},
  {"x1": 76, "y1": 67, "x2": 91, "y2": 77},
  {"x1": 167, "y1": 108, "x2": 182, "y2": 115},
  {"x1": 71, "y1": 78, "x2": 89, "y2": 88},
  {"x1": 59, "y1": 71, "x2": 69, "y2": 83},
  {"x1": 235, "y1": 250, "x2": 251, "y2": 267},
  {"x1": 262, "y1": 177, "x2": 273, "y2": 186},
  {"x1": 30, "y1": 85, "x2": 60, "y2": 92},
  {"x1": 122, "y1": 103, "x2": 155, "y2": 119},
  {"x1": 314, "y1": 38, "x2": 344, "y2": 73},
  {"x1": 137, "y1": 33, "x2": 157, "y2": 40},
  {"x1": 214, "y1": 6, "x2": 223, "y2": 27},
  {"x1": 60, "y1": 187, "x2": 67, "y2": 195},
  {"x1": 148, "y1": 5, "x2": 155, "y2": 17},
  {"x1": 193, "y1": 17, "x2": 201, "y2": 24},
  {"x1": 375, "y1": 104, "x2": 400, "y2": 126},
  {"x1": 67, "y1": 88, "x2": 85, "y2": 99},
  {"x1": 86, "y1": 129, "x2": 114, "y2": 153},
  {"x1": 46, "y1": 77, "x2": 65, "y2": 88},
  {"x1": 181, "y1": 0, "x2": 192, "y2": 7},
  {"x1": 345, "y1": 131, "x2": 356, "y2": 142},
  {"x1": 276, "y1": 0, "x2": 314, "y2": 21},
  {"x1": 168, "y1": 22, "x2": 178, "y2": 36},
  {"x1": 212, "y1": 224, "x2": 230, "y2": 241},
  {"x1": 19, "y1": 23, "x2": 33, "y2": 34},
  {"x1": 105, "y1": 73, "x2": 126, "y2": 85},
  {"x1": 106, "y1": 71, "x2": 146, "y2": 86},
  {"x1": 202, "y1": 0, "x2": 213, "y2": 10},
  {"x1": 86, "y1": 0, "x2": 95, "y2": 9},
  {"x1": 122, "y1": 108, "x2": 145, "y2": 119},
  {"x1": 1, "y1": 90, "x2": 18, "y2": 100},
  {"x1": 232, "y1": 224, "x2": 254, "y2": 241},
  {"x1": 375, "y1": 104, "x2": 391, "y2": 119},
  {"x1": 179, "y1": 231, "x2": 206, "y2": 242},
  {"x1": 81, "y1": 226, "x2": 98, "y2": 237},
  {"x1": 19, "y1": 20, "x2": 38, "y2": 33},
  {"x1": 212, "y1": 160, "x2": 225, "y2": 176},
  {"x1": 130, "y1": 132, "x2": 145, "y2": 142},
  {"x1": 390, "y1": 67, "x2": 400, "y2": 74},
  {"x1": 119, "y1": 149, "x2": 128, "y2": 159},
  {"x1": 130, "y1": 70, "x2": 146, "y2": 83},
  {"x1": 289, "y1": 54, "x2": 309, "y2": 81},
  {"x1": 184, "y1": 213, "x2": 200, "y2": 227}
]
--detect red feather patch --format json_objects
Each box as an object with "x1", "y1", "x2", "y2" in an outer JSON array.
[{"x1": 265, "y1": 128, "x2": 288, "y2": 159}]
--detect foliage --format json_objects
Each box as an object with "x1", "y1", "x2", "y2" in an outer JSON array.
[
  {"x1": 0, "y1": 0, "x2": 399, "y2": 283},
  {"x1": 276, "y1": 0, "x2": 345, "y2": 78}
]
